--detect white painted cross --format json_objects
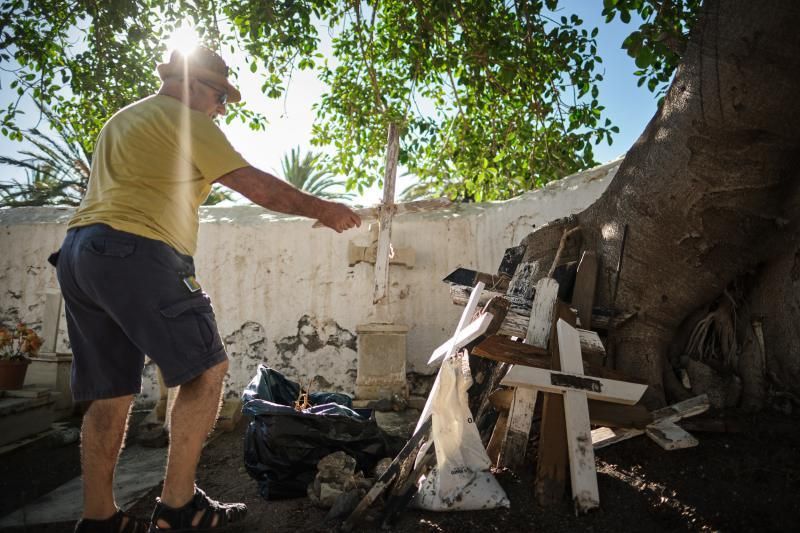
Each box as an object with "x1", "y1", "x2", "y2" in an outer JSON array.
[
  {"x1": 501, "y1": 318, "x2": 648, "y2": 514},
  {"x1": 414, "y1": 281, "x2": 486, "y2": 435}
]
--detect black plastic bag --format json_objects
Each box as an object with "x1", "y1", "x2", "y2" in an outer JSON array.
[{"x1": 242, "y1": 365, "x2": 404, "y2": 500}]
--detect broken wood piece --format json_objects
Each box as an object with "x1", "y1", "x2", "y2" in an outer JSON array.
[
  {"x1": 428, "y1": 312, "x2": 493, "y2": 364},
  {"x1": 501, "y1": 365, "x2": 648, "y2": 405},
  {"x1": 486, "y1": 410, "x2": 510, "y2": 466},
  {"x1": 382, "y1": 444, "x2": 437, "y2": 527},
  {"x1": 427, "y1": 294, "x2": 509, "y2": 365},
  {"x1": 556, "y1": 319, "x2": 600, "y2": 513},
  {"x1": 526, "y1": 278, "x2": 559, "y2": 350},
  {"x1": 496, "y1": 313, "x2": 605, "y2": 362},
  {"x1": 572, "y1": 251, "x2": 598, "y2": 331},
  {"x1": 472, "y1": 335, "x2": 639, "y2": 384},
  {"x1": 505, "y1": 261, "x2": 540, "y2": 307},
  {"x1": 451, "y1": 286, "x2": 633, "y2": 334},
  {"x1": 591, "y1": 394, "x2": 710, "y2": 450},
  {"x1": 342, "y1": 418, "x2": 432, "y2": 531},
  {"x1": 498, "y1": 244, "x2": 527, "y2": 279},
  {"x1": 497, "y1": 387, "x2": 537, "y2": 470},
  {"x1": 443, "y1": 267, "x2": 509, "y2": 291},
  {"x1": 586, "y1": 401, "x2": 652, "y2": 429},
  {"x1": 645, "y1": 420, "x2": 699, "y2": 450}
]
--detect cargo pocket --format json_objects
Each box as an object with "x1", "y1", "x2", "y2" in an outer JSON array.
[
  {"x1": 160, "y1": 294, "x2": 223, "y2": 356},
  {"x1": 82, "y1": 237, "x2": 136, "y2": 258}
]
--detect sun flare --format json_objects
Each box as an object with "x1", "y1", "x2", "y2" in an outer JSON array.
[{"x1": 165, "y1": 21, "x2": 200, "y2": 58}]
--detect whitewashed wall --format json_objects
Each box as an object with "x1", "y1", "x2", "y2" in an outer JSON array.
[{"x1": 0, "y1": 161, "x2": 618, "y2": 404}]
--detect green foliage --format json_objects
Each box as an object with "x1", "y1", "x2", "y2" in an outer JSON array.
[
  {"x1": 602, "y1": 0, "x2": 702, "y2": 98},
  {"x1": 280, "y1": 146, "x2": 354, "y2": 201},
  {"x1": 203, "y1": 184, "x2": 234, "y2": 205},
  {"x1": 310, "y1": 1, "x2": 619, "y2": 201},
  {"x1": 1, "y1": 1, "x2": 698, "y2": 203},
  {"x1": 0, "y1": 106, "x2": 90, "y2": 206}
]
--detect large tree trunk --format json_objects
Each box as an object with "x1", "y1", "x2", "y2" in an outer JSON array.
[{"x1": 523, "y1": 0, "x2": 800, "y2": 407}]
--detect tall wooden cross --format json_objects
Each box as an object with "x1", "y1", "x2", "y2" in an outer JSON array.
[{"x1": 372, "y1": 123, "x2": 400, "y2": 321}]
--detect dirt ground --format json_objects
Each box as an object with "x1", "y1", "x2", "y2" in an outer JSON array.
[{"x1": 2, "y1": 407, "x2": 798, "y2": 533}]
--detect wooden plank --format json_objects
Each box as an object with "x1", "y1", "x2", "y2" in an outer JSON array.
[
  {"x1": 526, "y1": 278, "x2": 559, "y2": 349},
  {"x1": 578, "y1": 330, "x2": 605, "y2": 368},
  {"x1": 486, "y1": 410, "x2": 509, "y2": 465},
  {"x1": 535, "y1": 301, "x2": 573, "y2": 506},
  {"x1": 592, "y1": 394, "x2": 710, "y2": 449},
  {"x1": 372, "y1": 123, "x2": 400, "y2": 306},
  {"x1": 557, "y1": 320, "x2": 599, "y2": 513},
  {"x1": 501, "y1": 365, "x2": 648, "y2": 405},
  {"x1": 645, "y1": 420, "x2": 699, "y2": 450},
  {"x1": 497, "y1": 387, "x2": 537, "y2": 470},
  {"x1": 572, "y1": 251, "x2": 597, "y2": 330},
  {"x1": 497, "y1": 313, "x2": 605, "y2": 360},
  {"x1": 313, "y1": 198, "x2": 451, "y2": 228},
  {"x1": 651, "y1": 394, "x2": 710, "y2": 423},
  {"x1": 586, "y1": 401, "x2": 652, "y2": 429},
  {"x1": 473, "y1": 335, "x2": 639, "y2": 383},
  {"x1": 451, "y1": 286, "x2": 633, "y2": 332}
]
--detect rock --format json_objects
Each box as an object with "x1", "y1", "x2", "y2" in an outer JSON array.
[
  {"x1": 373, "y1": 457, "x2": 393, "y2": 479},
  {"x1": 318, "y1": 451, "x2": 357, "y2": 480},
  {"x1": 325, "y1": 488, "x2": 364, "y2": 521},
  {"x1": 319, "y1": 483, "x2": 345, "y2": 507},
  {"x1": 391, "y1": 393, "x2": 408, "y2": 411},
  {"x1": 307, "y1": 451, "x2": 359, "y2": 508}
]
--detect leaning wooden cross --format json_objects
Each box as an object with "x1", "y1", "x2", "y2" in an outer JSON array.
[{"x1": 502, "y1": 319, "x2": 648, "y2": 513}]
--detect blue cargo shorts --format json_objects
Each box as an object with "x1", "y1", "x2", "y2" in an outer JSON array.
[{"x1": 55, "y1": 224, "x2": 227, "y2": 401}]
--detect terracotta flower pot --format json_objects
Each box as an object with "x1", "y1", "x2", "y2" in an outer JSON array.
[{"x1": 0, "y1": 358, "x2": 30, "y2": 390}]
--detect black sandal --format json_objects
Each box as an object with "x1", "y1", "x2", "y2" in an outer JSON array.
[
  {"x1": 74, "y1": 509, "x2": 149, "y2": 533},
  {"x1": 149, "y1": 487, "x2": 247, "y2": 532}
]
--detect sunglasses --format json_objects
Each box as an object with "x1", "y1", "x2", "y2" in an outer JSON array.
[{"x1": 197, "y1": 79, "x2": 228, "y2": 106}]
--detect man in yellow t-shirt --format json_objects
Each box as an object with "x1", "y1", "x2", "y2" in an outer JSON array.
[{"x1": 57, "y1": 46, "x2": 361, "y2": 533}]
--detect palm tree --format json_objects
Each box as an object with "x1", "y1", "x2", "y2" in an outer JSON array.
[
  {"x1": 0, "y1": 109, "x2": 91, "y2": 207},
  {"x1": 280, "y1": 147, "x2": 354, "y2": 201}
]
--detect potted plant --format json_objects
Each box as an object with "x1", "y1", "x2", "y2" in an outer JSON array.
[{"x1": 0, "y1": 323, "x2": 43, "y2": 390}]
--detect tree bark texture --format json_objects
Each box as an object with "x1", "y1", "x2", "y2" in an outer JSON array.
[{"x1": 523, "y1": 0, "x2": 800, "y2": 406}]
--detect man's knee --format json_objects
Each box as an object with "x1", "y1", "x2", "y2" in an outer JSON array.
[{"x1": 186, "y1": 359, "x2": 228, "y2": 387}]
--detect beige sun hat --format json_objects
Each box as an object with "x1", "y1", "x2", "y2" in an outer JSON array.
[{"x1": 157, "y1": 46, "x2": 242, "y2": 104}]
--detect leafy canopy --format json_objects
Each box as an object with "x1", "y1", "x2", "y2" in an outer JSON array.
[{"x1": 1, "y1": 0, "x2": 699, "y2": 203}]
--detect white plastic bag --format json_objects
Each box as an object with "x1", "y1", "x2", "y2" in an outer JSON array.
[{"x1": 413, "y1": 353, "x2": 510, "y2": 511}]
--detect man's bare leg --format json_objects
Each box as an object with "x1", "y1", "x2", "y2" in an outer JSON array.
[
  {"x1": 157, "y1": 360, "x2": 228, "y2": 527},
  {"x1": 81, "y1": 395, "x2": 134, "y2": 519}
]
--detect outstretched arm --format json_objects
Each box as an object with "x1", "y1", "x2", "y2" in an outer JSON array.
[{"x1": 216, "y1": 166, "x2": 361, "y2": 233}]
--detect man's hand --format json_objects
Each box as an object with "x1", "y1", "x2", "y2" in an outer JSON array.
[{"x1": 317, "y1": 201, "x2": 362, "y2": 233}]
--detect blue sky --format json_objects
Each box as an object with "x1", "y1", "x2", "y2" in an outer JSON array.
[{"x1": 0, "y1": 2, "x2": 658, "y2": 205}]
